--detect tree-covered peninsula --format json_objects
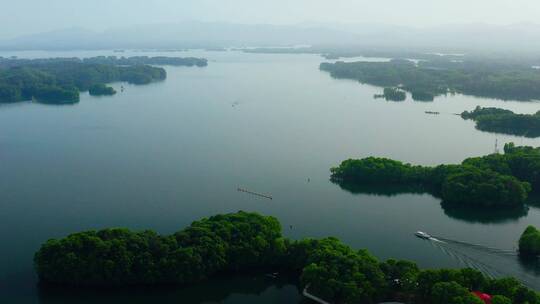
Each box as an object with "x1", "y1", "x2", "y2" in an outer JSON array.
[
  {"x1": 34, "y1": 211, "x2": 539, "y2": 304},
  {"x1": 331, "y1": 143, "x2": 540, "y2": 208},
  {"x1": 519, "y1": 225, "x2": 540, "y2": 257},
  {"x1": 0, "y1": 62, "x2": 165, "y2": 104},
  {"x1": 320, "y1": 59, "x2": 540, "y2": 101},
  {"x1": 0, "y1": 56, "x2": 208, "y2": 104},
  {"x1": 462, "y1": 106, "x2": 540, "y2": 138}
]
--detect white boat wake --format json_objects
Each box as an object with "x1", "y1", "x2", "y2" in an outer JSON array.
[{"x1": 414, "y1": 232, "x2": 540, "y2": 290}]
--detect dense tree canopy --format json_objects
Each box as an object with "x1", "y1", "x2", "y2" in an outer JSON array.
[
  {"x1": 492, "y1": 295, "x2": 513, "y2": 304},
  {"x1": 330, "y1": 157, "x2": 430, "y2": 185},
  {"x1": 320, "y1": 59, "x2": 540, "y2": 101},
  {"x1": 34, "y1": 212, "x2": 284, "y2": 286},
  {"x1": 411, "y1": 90, "x2": 435, "y2": 101},
  {"x1": 0, "y1": 56, "x2": 209, "y2": 104},
  {"x1": 34, "y1": 212, "x2": 540, "y2": 304},
  {"x1": 519, "y1": 225, "x2": 540, "y2": 257},
  {"x1": 468, "y1": 143, "x2": 540, "y2": 191},
  {"x1": 462, "y1": 106, "x2": 540, "y2": 138},
  {"x1": 429, "y1": 282, "x2": 484, "y2": 304},
  {"x1": 0, "y1": 62, "x2": 166, "y2": 104},
  {"x1": 32, "y1": 85, "x2": 80, "y2": 104},
  {"x1": 375, "y1": 87, "x2": 406, "y2": 101},
  {"x1": 88, "y1": 84, "x2": 116, "y2": 96},
  {"x1": 441, "y1": 166, "x2": 530, "y2": 207},
  {"x1": 298, "y1": 238, "x2": 386, "y2": 303},
  {"x1": 331, "y1": 144, "x2": 540, "y2": 207}
]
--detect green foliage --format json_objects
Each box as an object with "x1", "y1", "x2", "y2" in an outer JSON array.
[
  {"x1": 485, "y1": 277, "x2": 522, "y2": 300},
  {"x1": 462, "y1": 154, "x2": 513, "y2": 176},
  {"x1": 502, "y1": 143, "x2": 540, "y2": 190},
  {"x1": 382, "y1": 87, "x2": 406, "y2": 101},
  {"x1": 415, "y1": 268, "x2": 540, "y2": 304},
  {"x1": 34, "y1": 212, "x2": 540, "y2": 304},
  {"x1": 491, "y1": 295, "x2": 512, "y2": 304},
  {"x1": 320, "y1": 59, "x2": 540, "y2": 101},
  {"x1": 485, "y1": 277, "x2": 540, "y2": 304},
  {"x1": 0, "y1": 60, "x2": 167, "y2": 104},
  {"x1": 299, "y1": 238, "x2": 386, "y2": 303},
  {"x1": 462, "y1": 143, "x2": 540, "y2": 191},
  {"x1": 461, "y1": 107, "x2": 514, "y2": 120},
  {"x1": 331, "y1": 148, "x2": 536, "y2": 207},
  {"x1": 416, "y1": 269, "x2": 481, "y2": 300},
  {"x1": 119, "y1": 65, "x2": 166, "y2": 85},
  {"x1": 462, "y1": 106, "x2": 540, "y2": 137},
  {"x1": 88, "y1": 84, "x2": 116, "y2": 96},
  {"x1": 0, "y1": 83, "x2": 22, "y2": 102},
  {"x1": 441, "y1": 166, "x2": 530, "y2": 207},
  {"x1": 430, "y1": 282, "x2": 484, "y2": 304},
  {"x1": 330, "y1": 157, "x2": 430, "y2": 185},
  {"x1": 519, "y1": 225, "x2": 540, "y2": 257},
  {"x1": 380, "y1": 259, "x2": 420, "y2": 301},
  {"x1": 34, "y1": 211, "x2": 283, "y2": 286},
  {"x1": 33, "y1": 85, "x2": 80, "y2": 104},
  {"x1": 411, "y1": 90, "x2": 435, "y2": 101}
]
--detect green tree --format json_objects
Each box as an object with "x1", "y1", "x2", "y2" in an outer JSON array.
[
  {"x1": 441, "y1": 166, "x2": 530, "y2": 207},
  {"x1": 491, "y1": 295, "x2": 512, "y2": 304},
  {"x1": 430, "y1": 281, "x2": 484, "y2": 304},
  {"x1": 519, "y1": 225, "x2": 540, "y2": 257}
]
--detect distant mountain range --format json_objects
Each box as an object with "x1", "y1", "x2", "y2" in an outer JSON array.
[
  {"x1": 1, "y1": 21, "x2": 540, "y2": 54},
  {"x1": 0, "y1": 22, "x2": 358, "y2": 50}
]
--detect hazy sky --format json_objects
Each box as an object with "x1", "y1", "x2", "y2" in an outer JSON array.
[{"x1": 1, "y1": 0, "x2": 539, "y2": 39}]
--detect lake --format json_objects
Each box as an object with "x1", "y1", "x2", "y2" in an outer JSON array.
[{"x1": 0, "y1": 50, "x2": 539, "y2": 303}]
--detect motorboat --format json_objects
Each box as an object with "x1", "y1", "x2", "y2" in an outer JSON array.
[{"x1": 415, "y1": 231, "x2": 431, "y2": 239}]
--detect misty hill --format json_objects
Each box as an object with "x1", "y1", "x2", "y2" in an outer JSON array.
[
  {"x1": 305, "y1": 22, "x2": 540, "y2": 51},
  {"x1": 2, "y1": 22, "x2": 540, "y2": 54},
  {"x1": 0, "y1": 22, "x2": 358, "y2": 50}
]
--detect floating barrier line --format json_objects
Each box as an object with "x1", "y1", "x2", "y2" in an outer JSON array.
[{"x1": 237, "y1": 187, "x2": 273, "y2": 200}]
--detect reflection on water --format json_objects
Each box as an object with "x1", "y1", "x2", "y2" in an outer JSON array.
[
  {"x1": 37, "y1": 275, "x2": 302, "y2": 304},
  {"x1": 441, "y1": 202, "x2": 529, "y2": 224},
  {"x1": 518, "y1": 256, "x2": 540, "y2": 277},
  {"x1": 331, "y1": 180, "x2": 428, "y2": 197},
  {"x1": 526, "y1": 194, "x2": 540, "y2": 208},
  {"x1": 333, "y1": 181, "x2": 530, "y2": 224}
]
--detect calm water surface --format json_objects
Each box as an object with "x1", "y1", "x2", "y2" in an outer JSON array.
[{"x1": 0, "y1": 50, "x2": 539, "y2": 303}]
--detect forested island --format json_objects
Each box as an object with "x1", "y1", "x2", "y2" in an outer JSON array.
[
  {"x1": 0, "y1": 56, "x2": 208, "y2": 104},
  {"x1": 320, "y1": 59, "x2": 540, "y2": 101},
  {"x1": 519, "y1": 225, "x2": 540, "y2": 257},
  {"x1": 462, "y1": 106, "x2": 540, "y2": 137},
  {"x1": 331, "y1": 143, "x2": 540, "y2": 208},
  {"x1": 374, "y1": 87, "x2": 406, "y2": 101},
  {"x1": 34, "y1": 211, "x2": 539, "y2": 304}
]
